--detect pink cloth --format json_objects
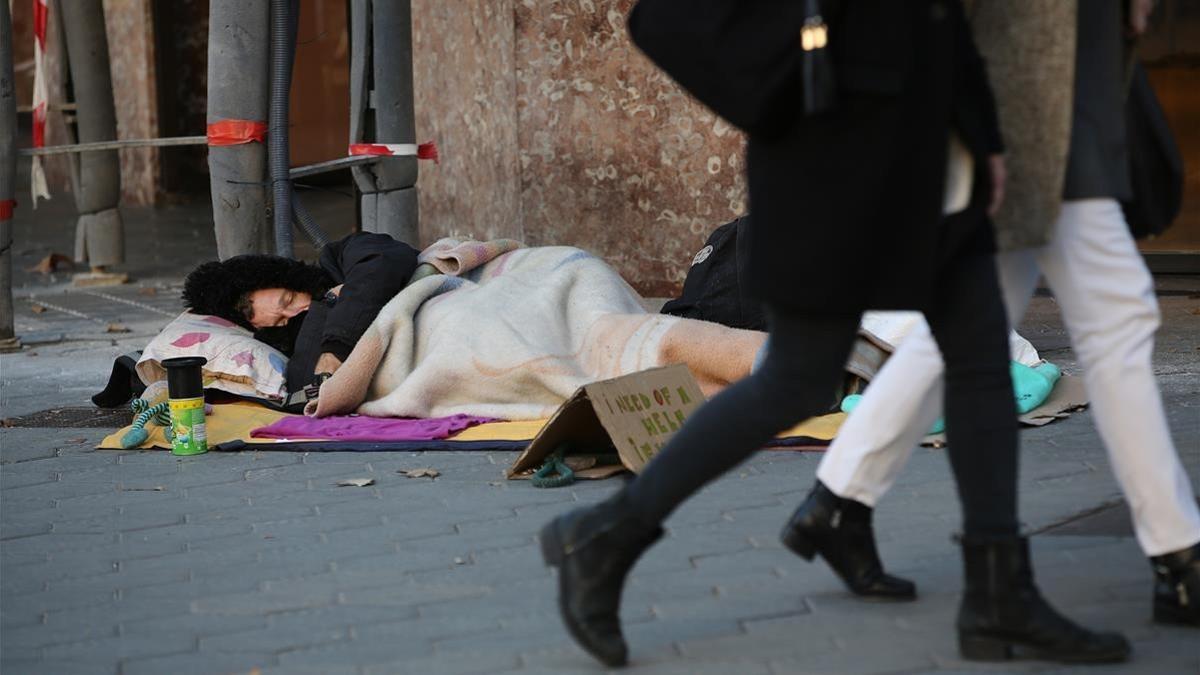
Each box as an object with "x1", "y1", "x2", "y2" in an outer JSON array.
[{"x1": 251, "y1": 413, "x2": 496, "y2": 442}]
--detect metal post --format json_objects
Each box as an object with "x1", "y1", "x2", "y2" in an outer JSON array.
[
  {"x1": 350, "y1": 0, "x2": 419, "y2": 244},
  {"x1": 0, "y1": 0, "x2": 20, "y2": 350},
  {"x1": 207, "y1": 0, "x2": 271, "y2": 258},
  {"x1": 58, "y1": 0, "x2": 124, "y2": 277}
]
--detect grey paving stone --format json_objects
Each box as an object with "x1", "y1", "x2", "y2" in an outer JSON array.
[
  {"x1": 121, "y1": 650, "x2": 276, "y2": 675},
  {"x1": 0, "y1": 443, "x2": 60, "y2": 464},
  {"x1": 0, "y1": 618, "x2": 118, "y2": 650},
  {"x1": 0, "y1": 657, "x2": 117, "y2": 675},
  {"x1": 276, "y1": 636, "x2": 433, "y2": 669},
  {"x1": 198, "y1": 622, "x2": 350, "y2": 654},
  {"x1": 193, "y1": 587, "x2": 341, "y2": 616},
  {"x1": 338, "y1": 579, "x2": 491, "y2": 609},
  {"x1": 42, "y1": 631, "x2": 195, "y2": 662},
  {"x1": 359, "y1": 647, "x2": 522, "y2": 675},
  {"x1": 120, "y1": 611, "x2": 267, "y2": 639}
]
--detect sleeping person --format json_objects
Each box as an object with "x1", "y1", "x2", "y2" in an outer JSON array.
[{"x1": 182, "y1": 231, "x2": 420, "y2": 393}]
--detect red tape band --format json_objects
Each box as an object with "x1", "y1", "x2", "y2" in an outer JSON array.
[
  {"x1": 347, "y1": 141, "x2": 439, "y2": 164},
  {"x1": 33, "y1": 0, "x2": 48, "y2": 48},
  {"x1": 207, "y1": 120, "x2": 269, "y2": 146},
  {"x1": 0, "y1": 200, "x2": 16, "y2": 220}
]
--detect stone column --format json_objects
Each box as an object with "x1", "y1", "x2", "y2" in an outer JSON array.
[
  {"x1": 207, "y1": 0, "x2": 271, "y2": 258},
  {"x1": 59, "y1": 0, "x2": 125, "y2": 278}
]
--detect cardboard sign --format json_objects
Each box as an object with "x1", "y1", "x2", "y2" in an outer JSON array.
[{"x1": 507, "y1": 364, "x2": 706, "y2": 480}]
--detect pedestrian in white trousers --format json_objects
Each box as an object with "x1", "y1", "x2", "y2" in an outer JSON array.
[
  {"x1": 815, "y1": 199, "x2": 1200, "y2": 614},
  {"x1": 781, "y1": 0, "x2": 1200, "y2": 628}
]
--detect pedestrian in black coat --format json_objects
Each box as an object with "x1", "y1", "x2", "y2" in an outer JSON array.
[{"x1": 539, "y1": 0, "x2": 1126, "y2": 667}]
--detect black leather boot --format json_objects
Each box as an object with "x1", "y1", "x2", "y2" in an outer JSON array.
[
  {"x1": 780, "y1": 481, "x2": 916, "y2": 600},
  {"x1": 1151, "y1": 542, "x2": 1200, "y2": 627},
  {"x1": 957, "y1": 534, "x2": 1131, "y2": 663},
  {"x1": 540, "y1": 489, "x2": 663, "y2": 667}
]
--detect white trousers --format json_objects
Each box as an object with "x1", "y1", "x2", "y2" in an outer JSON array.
[{"x1": 816, "y1": 199, "x2": 1200, "y2": 556}]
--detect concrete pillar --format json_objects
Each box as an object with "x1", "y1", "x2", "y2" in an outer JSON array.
[
  {"x1": 59, "y1": 0, "x2": 124, "y2": 272},
  {"x1": 350, "y1": 0, "x2": 419, "y2": 245},
  {"x1": 0, "y1": 0, "x2": 19, "y2": 349},
  {"x1": 207, "y1": 0, "x2": 271, "y2": 258}
]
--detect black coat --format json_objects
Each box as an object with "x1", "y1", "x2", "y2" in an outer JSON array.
[
  {"x1": 264, "y1": 232, "x2": 419, "y2": 390},
  {"x1": 630, "y1": 0, "x2": 1003, "y2": 313}
]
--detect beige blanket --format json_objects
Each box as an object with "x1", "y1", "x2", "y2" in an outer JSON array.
[{"x1": 310, "y1": 240, "x2": 765, "y2": 420}]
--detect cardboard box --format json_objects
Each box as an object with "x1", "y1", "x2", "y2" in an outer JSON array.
[{"x1": 507, "y1": 364, "x2": 706, "y2": 480}]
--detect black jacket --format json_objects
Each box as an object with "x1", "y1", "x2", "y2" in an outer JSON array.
[
  {"x1": 315, "y1": 232, "x2": 420, "y2": 360},
  {"x1": 631, "y1": 0, "x2": 1003, "y2": 313},
  {"x1": 265, "y1": 232, "x2": 419, "y2": 390}
]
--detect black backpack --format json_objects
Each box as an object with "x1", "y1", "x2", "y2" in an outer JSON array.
[{"x1": 661, "y1": 216, "x2": 766, "y2": 331}]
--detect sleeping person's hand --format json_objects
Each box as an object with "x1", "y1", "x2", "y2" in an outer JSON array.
[{"x1": 314, "y1": 352, "x2": 343, "y2": 377}]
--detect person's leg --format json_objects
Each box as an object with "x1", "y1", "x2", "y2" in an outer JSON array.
[
  {"x1": 627, "y1": 309, "x2": 862, "y2": 522},
  {"x1": 782, "y1": 249, "x2": 1041, "y2": 600},
  {"x1": 925, "y1": 253, "x2": 1020, "y2": 535},
  {"x1": 927, "y1": 250, "x2": 1129, "y2": 662},
  {"x1": 1037, "y1": 199, "x2": 1200, "y2": 625},
  {"x1": 816, "y1": 249, "x2": 1040, "y2": 505},
  {"x1": 1037, "y1": 199, "x2": 1200, "y2": 556},
  {"x1": 541, "y1": 307, "x2": 861, "y2": 667}
]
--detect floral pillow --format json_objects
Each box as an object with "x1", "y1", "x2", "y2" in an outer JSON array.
[{"x1": 136, "y1": 312, "x2": 288, "y2": 400}]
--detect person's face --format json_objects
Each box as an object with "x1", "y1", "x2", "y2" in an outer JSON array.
[{"x1": 247, "y1": 288, "x2": 312, "y2": 329}]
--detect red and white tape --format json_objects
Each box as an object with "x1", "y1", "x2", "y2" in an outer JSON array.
[
  {"x1": 348, "y1": 141, "x2": 439, "y2": 163},
  {"x1": 30, "y1": 0, "x2": 50, "y2": 205}
]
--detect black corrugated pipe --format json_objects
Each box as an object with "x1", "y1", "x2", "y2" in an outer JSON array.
[
  {"x1": 269, "y1": 0, "x2": 330, "y2": 257},
  {"x1": 292, "y1": 192, "x2": 329, "y2": 248},
  {"x1": 268, "y1": 0, "x2": 296, "y2": 257}
]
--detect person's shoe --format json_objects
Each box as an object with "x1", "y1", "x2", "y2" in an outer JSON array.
[
  {"x1": 957, "y1": 534, "x2": 1131, "y2": 663},
  {"x1": 1151, "y1": 542, "x2": 1200, "y2": 627},
  {"x1": 780, "y1": 481, "x2": 916, "y2": 600},
  {"x1": 540, "y1": 489, "x2": 663, "y2": 667}
]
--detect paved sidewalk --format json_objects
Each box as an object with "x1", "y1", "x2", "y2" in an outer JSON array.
[{"x1": 1, "y1": 224, "x2": 1198, "y2": 673}]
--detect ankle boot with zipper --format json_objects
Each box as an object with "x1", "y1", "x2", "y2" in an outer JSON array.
[
  {"x1": 540, "y1": 489, "x2": 663, "y2": 667},
  {"x1": 1151, "y1": 542, "x2": 1200, "y2": 626},
  {"x1": 780, "y1": 481, "x2": 916, "y2": 600},
  {"x1": 957, "y1": 534, "x2": 1130, "y2": 663}
]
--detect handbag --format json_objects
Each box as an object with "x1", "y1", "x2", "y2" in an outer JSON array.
[
  {"x1": 628, "y1": 0, "x2": 837, "y2": 137},
  {"x1": 1121, "y1": 63, "x2": 1184, "y2": 239}
]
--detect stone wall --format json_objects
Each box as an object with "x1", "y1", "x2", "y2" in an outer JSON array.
[{"x1": 413, "y1": 0, "x2": 747, "y2": 296}]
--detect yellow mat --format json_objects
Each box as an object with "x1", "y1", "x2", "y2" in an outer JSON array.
[{"x1": 100, "y1": 402, "x2": 845, "y2": 450}]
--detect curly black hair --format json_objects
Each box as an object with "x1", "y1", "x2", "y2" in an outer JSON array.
[{"x1": 182, "y1": 255, "x2": 333, "y2": 329}]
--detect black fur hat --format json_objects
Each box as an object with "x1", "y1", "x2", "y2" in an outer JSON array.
[{"x1": 182, "y1": 255, "x2": 332, "y2": 329}]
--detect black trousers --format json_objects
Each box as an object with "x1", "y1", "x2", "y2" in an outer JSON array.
[{"x1": 628, "y1": 251, "x2": 1019, "y2": 536}]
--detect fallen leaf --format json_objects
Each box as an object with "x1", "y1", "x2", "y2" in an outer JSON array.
[
  {"x1": 29, "y1": 252, "x2": 73, "y2": 274},
  {"x1": 453, "y1": 556, "x2": 466, "y2": 565},
  {"x1": 1190, "y1": 308, "x2": 1200, "y2": 316},
  {"x1": 67, "y1": 438, "x2": 86, "y2": 444},
  {"x1": 398, "y1": 468, "x2": 439, "y2": 479},
  {"x1": 120, "y1": 485, "x2": 165, "y2": 492},
  {"x1": 30, "y1": 303, "x2": 46, "y2": 314},
  {"x1": 106, "y1": 323, "x2": 131, "y2": 333},
  {"x1": 336, "y1": 478, "x2": 375, "y2": 487},
  {"x1": 1, "y1": 419, "x2": 15, "y2": 428},
  {"x1": 26, "y1": 351, "x2": 37, "y2": 357},
  {"x1": 137, "y1": 287, "x2": 158, "y2": 296}
]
